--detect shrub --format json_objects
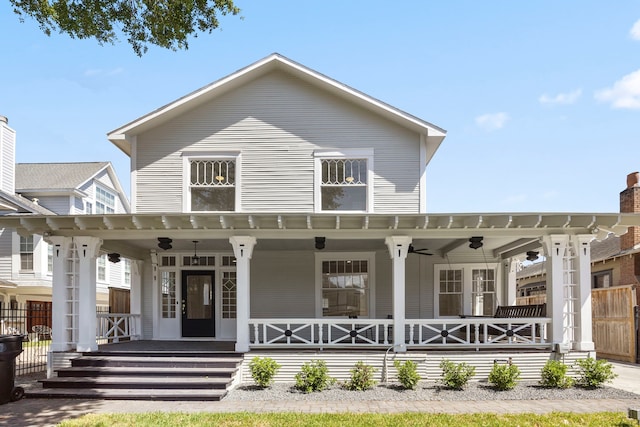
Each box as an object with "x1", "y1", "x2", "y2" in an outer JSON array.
[
  {"x1": 394, "y1": 359, "x2": 421, "y2": 390},
  {"x1": 248, "y1": 356, "x2": 281, "y2": 388},
  {"x1": 439, "y1": 359, "x2": 476, "y2": 390},
  {"x1": 574, "y1": 357, "x2": 617, "y2": 389},
  {"x1": 343, "y1": 361, "x2": 377, "y2": 391},
  {"x1": 539, "y1": 359, "x2": 574, "y2": 389},
  {"x1": 295, "y1": 360, "x2": 335, "y2": 393},
  {"x1": 488, "y1": 361, "x2": 520, "y2": 391}
]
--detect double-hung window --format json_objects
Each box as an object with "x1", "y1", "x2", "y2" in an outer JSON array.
[
  {"x1": 97, "y1": 255, "x2": 107, "y2": 282},
  {"x1": 20, "y1": 235, "x2": 34, "y2": 271},
  {"x1": 315, "y1": 150, "x2": 373, "y2": 212},
  {"x1": 316, "y1": 252, "x2": 375, "y2": 318},
  {"x1": 434, "y1": 264, "x2": 499, "y2": 317},
  {"x1": 95, "y1": 187, "x2": 115, "y2": 214},
  {"x1": 184, "y1": 154, "x2": 239, "y2": 212}
]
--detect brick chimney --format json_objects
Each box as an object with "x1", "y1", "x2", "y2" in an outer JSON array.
[{"x1": 619, "y1": 171, "x2": 640, "y2": 285}]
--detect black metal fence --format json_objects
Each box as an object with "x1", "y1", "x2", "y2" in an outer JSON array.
[{"x1": 0, "y1": 302, "x2": 52, "y2": 376}]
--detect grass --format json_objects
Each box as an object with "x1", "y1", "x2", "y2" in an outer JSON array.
[
  {"x1": 58, "y1": 411, "x2": 637, "y2": 427},
  {"x1": 22, "y1": 339, "x2": 51, "y2": 348}
]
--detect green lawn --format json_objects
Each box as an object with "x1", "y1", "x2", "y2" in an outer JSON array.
[{"x1": 58, "y1": 411, "x2": 636, "y2": 427}]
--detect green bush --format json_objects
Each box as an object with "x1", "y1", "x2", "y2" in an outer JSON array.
[
  {"x1": 343, "y1": 361, "x2": 377, "y2": 391},
  {"x1": 574, "y1": 357, "x2": 617, "y2": 389},
  {"x1": 439, "y1": 359, "x2": 476, "y2": 390},
  {"x1": 394, "y1": 359, "x2": 421, "y2": 390},
  {"x1": 539, "y1": 359, "x2": 574, "y2": 389},
  {"x1": 295, "y1": 360, "x2": 335, "y2": 393},
  {"x1": 488, "y1": 361, "x2": 520, "y2": 391},
  {"x1": 248, "y1": 356, "x2": 281, "y2": 388}
]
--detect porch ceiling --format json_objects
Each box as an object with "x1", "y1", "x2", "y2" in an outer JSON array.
[{"x1": 1, "y1": 212, "x2": 637, "y2": 260}]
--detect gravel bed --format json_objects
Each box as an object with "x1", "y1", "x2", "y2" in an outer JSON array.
[{"x1": 225, "y1": 382, "x2": 640, "y2": 401}]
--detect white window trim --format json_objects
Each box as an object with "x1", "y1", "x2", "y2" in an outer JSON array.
[
  {"x1": 95, "y1": 184, "x2": 116, "y2": 214},
  {"x1": 314, "y1": 251, "x2": 376, "y2": 318},
  {"x1": 313, "y1": 149, "x2": 374, "y2": 213},
  {"x1": 433, "y1": 263, "x2": 500, "y2": 318},
  {"x1": 182, "y1": 151, "x2": 242, "y2": 213}
]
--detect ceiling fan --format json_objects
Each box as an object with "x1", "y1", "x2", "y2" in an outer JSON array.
[{"x1": 408, "y1": 244, "x2": 433, "y2": 256}]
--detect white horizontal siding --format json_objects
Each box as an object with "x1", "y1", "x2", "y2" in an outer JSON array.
[
  {"x1": 1, "y1": 123, "x2": 15, "y2": 194},
  {"x1": 134, "y1": 70, "x2": 422, "y2": 213},
  {"x1": 0, "y1": 228, "x2": 13, "y2": 279},
  {"x1": 240, "y1": 350, "x2": 590, "y2": 383},
  {"x1": 34, "y1": 196, "x2": 70, "y2": 214}
]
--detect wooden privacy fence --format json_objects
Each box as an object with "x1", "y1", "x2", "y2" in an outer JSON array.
[{"x1": 592, "y1": 284, "x2": 638, "y2": 363}]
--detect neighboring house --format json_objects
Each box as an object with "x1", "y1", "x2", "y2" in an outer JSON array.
[
  {"x1": 1, "y1": 54, "x2": 640, "y2": 371},
  {"x1": 0, "y1": 116, "x2": 131, "y2": 318}
]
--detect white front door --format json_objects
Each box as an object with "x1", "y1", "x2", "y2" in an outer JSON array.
[{"x1": 218, "y1": 270, "x2": 237, "y2": 339}]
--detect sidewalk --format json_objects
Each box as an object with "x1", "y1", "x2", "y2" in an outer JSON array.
[{"x1": 1, "y1": 363, "x2": 639, "y2": 427}]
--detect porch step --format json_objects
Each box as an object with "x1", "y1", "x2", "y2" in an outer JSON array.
[
  {"x1": 27, "y1": 351, "x2": 244, "y2": 401},
  {"x1": 57, "y1": 366, "x2": 237, "y2": 378}
]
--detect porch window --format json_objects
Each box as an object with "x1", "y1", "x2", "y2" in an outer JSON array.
[
  {"x1": 222, "y1": 271, "x2": 237, "y2": 319},
  {"x1": 161, "y1": 271, "x2": 176, "y2": 318},
  {"x1": 47, "y1": 243, "x2": 53, "y2": 273},
  {"x1": 314, "y1": 149, "x2": 373, "y2": 212},
  {"x1": 435, "y1": 263, "x2": 499, "y2": 317},
  {"x1": 97, "y1": 255, "x2": 107, "y2": 281},
  {"x1": 438, "y1": 269, "x2": 462, "y2": 317},
  {"x1": 123, "y1": 259, "x2": 131, "y2": 286},
  {"x1": 188, "y1": 159, "x2": 236, "y2": 212},
  {"x1": 96, "y1": 186, "x2": 115, "y2": 214},
  {"x1": 20, "y1": 235, "x2": 34, "y2": 271},
  {"x1": 320, "y1": 258, "x2": 371, "y2": 317},
  {"x1": 471, "y1": 268, "x2": 496, "y2": 316}
]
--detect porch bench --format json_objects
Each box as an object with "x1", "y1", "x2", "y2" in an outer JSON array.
[{"x1": 488, "y1": 303, "x2": 546, "y2": 340}]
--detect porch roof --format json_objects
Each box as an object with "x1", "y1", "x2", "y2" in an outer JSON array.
[{"x1": 1, "y1": 212, "x2": 638, "y2": 261}]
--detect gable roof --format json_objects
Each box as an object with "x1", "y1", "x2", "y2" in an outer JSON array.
[
  {"x1": 108, "y1": 53, "x2": 447, "y2": 160},
  {"x1": 16, "y1": 162, "x2": 110, "y2": 192},
  {"x1": 0, "y1": 189, "x2": 57, "y2": 215}
]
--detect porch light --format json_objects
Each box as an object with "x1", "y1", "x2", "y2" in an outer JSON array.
[
  {"x1": 315, "y1": 236, "x2": 326, "y2": 250},
  {"x1": 158, "y1": 237, "x2": 172, "y2": 250},
  {"x1": 192, "y1": 240, "x2": 200, "y2": 265},
  {"x1": 526, "y1": 251, "x2": 539, "y2": 262},
  {"x1": 107, "y1": 253, "x2": 121, "y2": 263},
  {"x1": 469, "y1": 236, "x2": 483, "y2": 250}
]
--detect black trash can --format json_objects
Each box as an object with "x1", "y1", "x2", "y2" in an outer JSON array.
[{"x1": 0, "y1": 334, "x2": 25, "y2": 404}]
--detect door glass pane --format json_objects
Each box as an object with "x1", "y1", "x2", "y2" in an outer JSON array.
[
  {"x1": 161, "y1": 271, "x2": 176, "y2": 318},
  {"x1": 186, "y1": 275, "x2": 212, "y2": 319}
]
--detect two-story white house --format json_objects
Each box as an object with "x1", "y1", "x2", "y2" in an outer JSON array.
[
  {"x1": 0, "y1": 116, "x2": 131, "y2": 323},
  {"x1": 2, "y1": 54, "x2": 640, "y2": 374}
]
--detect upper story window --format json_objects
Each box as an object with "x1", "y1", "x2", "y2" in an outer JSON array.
[
  {"x1": 314, "y1": 150, "x2": 373, "y2": 212},
  {"x1": 184, "y1": 155, "x2": 239, "y2": 212},
  {"x1": 95, "y1": 186, "x2": 115, "y2": 214},
  {"x1": 20, "y1": 235, "x2": 34, "y2": 271}
]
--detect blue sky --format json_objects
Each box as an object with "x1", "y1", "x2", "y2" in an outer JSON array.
[{"x1": 1, "y1": 1, "x2": 639, "y2": 213}]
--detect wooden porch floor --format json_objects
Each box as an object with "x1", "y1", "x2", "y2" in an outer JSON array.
[{"x1": 98, "y1": 340, "x2": 237, "y2": 352}]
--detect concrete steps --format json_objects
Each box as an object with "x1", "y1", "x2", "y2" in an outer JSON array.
[{"x1": 27, "y1": 350, "x2": 244, "y2": 401}]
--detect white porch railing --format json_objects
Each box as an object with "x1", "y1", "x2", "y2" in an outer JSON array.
[
  {"x1": 96, "y1": 313, "x2": 141, "y2": 342},
  {"x1": 249, "y1": 317, "x2": 552, "y2": 350}
]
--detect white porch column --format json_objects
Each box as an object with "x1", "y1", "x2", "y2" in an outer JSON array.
[
  {"x1": 49, "y1": 236, "x2": 72, "y2": 352},
  {"x1": 541, "y1": 235, "x2": 571, "y2": 345},
  {"x1": 504, "y1": 257, "x2": 519, "y2": 306},
  {"x1": 385, "y1": 236, "x2": 411, "y2": 353},
  {"x1": 129, "y1": 260, "x2": 142, "y2": 340},
  {"x1": 572, "y1": 235, "x2": 595, "y2": 351},
  {"x1": 75, "y1": 236, "x2": 102, "y2": 352},
  {"x1": 230, "y1": 236, "x2": 257, "y2": 353}
]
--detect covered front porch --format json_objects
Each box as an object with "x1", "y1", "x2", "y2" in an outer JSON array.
[{"x1": 4, "y1": 212, "x2": 638, "y2": 358}]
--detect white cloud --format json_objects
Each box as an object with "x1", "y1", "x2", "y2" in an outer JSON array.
[
  {"x1": 595, "y1": 69, "x2": 640, "y2": 109},
  {"x1": 475, "y1": 112, "x2": 509, "y2": 131},
  {"x1": 538, "y1": 89, "x2": 582, "y2": 105},
  {"x1": 630, "y1": 19, "x2": 640, "y2": 40}
]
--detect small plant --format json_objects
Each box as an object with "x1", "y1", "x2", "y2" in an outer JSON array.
[
  {"x1": 394, "y1": 359, "x2": 421, "y2": 390},
  {"x1": 574, "y1": 357, "x2": 617, "y2": 389},
  {"x1": 488, "y1": 361, "x2": 520, "y2": 390},
  {"x1": 343, "y1": 361, "x2": 377, "y2": 391},
  {"x1": 248, "y1": 356, "x2": 281, "y2": 388},
  {"x1": 539, "y1": 359, "x2": 574, "y2": 389},
  {"x1": 295, "y1": 359, "x2": 335, "y2": 393},
  {"x1": 439, "y1": 359, "x2": 476, "y2": 390}
]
